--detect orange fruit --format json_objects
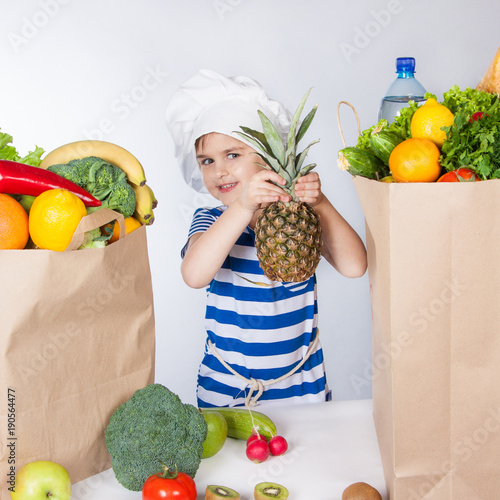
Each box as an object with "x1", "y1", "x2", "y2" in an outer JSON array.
[
  {"x1": 389, "y1": 138, "x2": 441, "y2": 182},
  {"x1": 29, "y1": 189, "x2": 87, "y2": 251},
  {"x1": 0, "y1": 194, "x2": 30, "y2": 249},
  {"x1": 410, "y1": 98, "x2": 454, "y2": 148},
  {"x1": 104, "y1": 216, "x2": 142, "y2": 243}
]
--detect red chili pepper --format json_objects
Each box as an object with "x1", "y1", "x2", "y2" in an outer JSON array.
[{"x1": 0, "y1": 159, "x2": 101, "y2": 207}]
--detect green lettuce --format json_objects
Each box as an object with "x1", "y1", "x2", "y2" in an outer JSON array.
[
  {"x1": 0, "y1": 130, "x2": 44, "y2": 167},
  {"x1": 440, "y1": 87, "x2": 500, "y2": 178}
]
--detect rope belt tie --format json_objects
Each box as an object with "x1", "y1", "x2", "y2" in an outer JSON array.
[{"x1": 207, "y1": 329, "x2": 320, "y2": 407}]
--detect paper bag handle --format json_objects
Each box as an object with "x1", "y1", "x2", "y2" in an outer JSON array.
[
  {"x1": 65, "y1": 208, "x2": 126, "y2": 252},
  {"x1": 336, "y1": 100, "x2": 361, "y2": 147}
]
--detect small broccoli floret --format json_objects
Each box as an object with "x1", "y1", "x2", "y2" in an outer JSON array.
[
  {"x1": 87, "y1": 161, "x2": 127, "y2": 199},
  {"x1": 105, "y1": 384, "x2": 208, "y2": 492},
  {"x1": 47, "y1": 163, "x2": 86, "y2": 187},
  {"x1": 78, "y1": 227, "x2": 109, "y2": 249},
  {"x1": 99, "y1": 179, "x2": 136, "y2": 217}
]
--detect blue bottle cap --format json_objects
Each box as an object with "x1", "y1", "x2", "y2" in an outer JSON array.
[{"x1": 396, "y1": 57, "x2": 416, "y2": 72}]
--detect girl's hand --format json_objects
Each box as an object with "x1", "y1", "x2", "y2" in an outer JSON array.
[
  {"x1": 294, "y1": 172, "x2": 324, "y2": 206},
  {"x1": 237, "y1": 170, "x2": 291, "y2": 212}
]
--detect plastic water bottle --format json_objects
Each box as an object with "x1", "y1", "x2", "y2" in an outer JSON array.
[{"x1": 378, "y1": 57, "x2": 426, "y2": 123}]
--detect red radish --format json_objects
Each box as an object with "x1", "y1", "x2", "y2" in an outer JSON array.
[
  {"x1": 246, "y1": 438, "x2": 270, "y2": 463},
  {"x1": 268, "y1": 435, "x2": 288, "y2": 456},
  {"x1": 247, "y1": 432, "x2": 267, "y2": 447}
]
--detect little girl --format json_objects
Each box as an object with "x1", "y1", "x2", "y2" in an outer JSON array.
[{"x1": 166, "y1": 69, "x2": 367, "y2": 407}]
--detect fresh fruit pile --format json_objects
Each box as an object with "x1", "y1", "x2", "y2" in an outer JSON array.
[
  {"x1": 13, "y1": 392, "x2": 382, "y2": 499},
  {"x1": 338, "y1": 49, "x2": 500, "y2": 183},
  {"x1": 0, "y1": 132, "x2": 157, "y2": 251},
  {"x1": 197, "y1": 406, "x2": 290, "y2": 498},
  {"x1": 200, "y1": 406, "x2": 288, "y2": 464}
]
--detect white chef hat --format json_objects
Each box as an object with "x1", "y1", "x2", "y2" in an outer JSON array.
[{"x1": 165, "y1": 69, "x2": 292, "y2": 192}]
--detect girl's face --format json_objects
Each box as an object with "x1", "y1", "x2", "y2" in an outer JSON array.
[{"x1": 195, "y1": 132, "x2": 262, "y2": 205}]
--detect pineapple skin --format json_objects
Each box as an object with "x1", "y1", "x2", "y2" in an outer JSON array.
[{"x1": 255, "y1": 200, "x2": 322, "y2": 283}]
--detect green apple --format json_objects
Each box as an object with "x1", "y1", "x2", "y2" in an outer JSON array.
[
  {"x1": 201, "y1": 411, "x2": 228, "y2": 458},
  {"x1": 10, "y1": 460, "x2": 71, "y2": 500}
]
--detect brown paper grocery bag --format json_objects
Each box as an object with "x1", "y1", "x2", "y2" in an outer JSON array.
[
  {"x1": 0, "y1": 209, "x2": 155, "y2": 499},
  {"x1": 353, "y1": 176, "x2": 500, "y2": 500}
]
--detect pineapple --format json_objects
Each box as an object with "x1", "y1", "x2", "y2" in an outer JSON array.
[{"x1": 236, "y1": 89, "x2": 322, "y2": 283}]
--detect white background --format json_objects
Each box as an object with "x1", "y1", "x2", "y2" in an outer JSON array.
[{"x1": 1, "y1": 0, "x2": 498, "y2": 406}]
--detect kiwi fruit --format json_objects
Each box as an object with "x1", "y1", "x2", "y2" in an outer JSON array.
[
  {"x1": 342, "y1": 481, "x2": 382, "y2": 500},
  {"x1": 205, "y1": 484, "x2": 240, "y2": 499},
  {"x1": 254, "y1": 482, "x2": 289, "y2": 499}
]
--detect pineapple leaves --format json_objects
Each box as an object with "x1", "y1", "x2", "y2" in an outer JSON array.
[
  {"x1": 258, "y1": 110, "x2": 286, "y2": 165},
  {"x1": 299, "y1": 163, "x2": 317, "y2": 177},
  {"x1": 238, "y1": 126, "x2": 272, "y2": 154},
  {"x1": 296, "y1": 139, "x2": 320, "y2": 173},
  {"x1": 254, "y1": 152, "x2": 291, "y2": 182},
  {"x1": 285, "y1": 89, "x2": 319, "y2": 177},
  {"x1": 286, "y1": 88, "x2": 312, "y2": 157},
  {"x1": 236, "y1": 87, "x2": 320, "y2": 190},
  {"x1": 234, "y1": 130, "x2": 271, "y2": 158},
  {"x1": 296, "y1": 105, "x2": 318, "y2": 145}
]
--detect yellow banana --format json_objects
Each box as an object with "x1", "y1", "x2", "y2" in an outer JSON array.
[
  {"x1": 146, "y1": 184, "x2": 158, "y2": 209},
  {"x1": 39, "y1": 140, "x2": 147, "y2": 186},
  {"x1": 133, "y1": 183, "x2": 155, "y2": 225}
]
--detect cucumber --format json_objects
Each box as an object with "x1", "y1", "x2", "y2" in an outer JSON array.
[
  {"x1": 337, "y1": 147, "x2": 388, "y2": 180},
  {"x1": 369, "y1": 128, "x2": 405, "y2": 165},
  {"x1": 200, "y1": 407, "x2": 277, "y2": 441}
]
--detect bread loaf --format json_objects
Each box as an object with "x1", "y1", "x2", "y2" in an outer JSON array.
[{"x1": 476, "y1": 46, "x2": 500, "y2": 94}]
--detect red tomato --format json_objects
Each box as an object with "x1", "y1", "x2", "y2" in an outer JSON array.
[
  {"x1": 469, "y1": 111, "x2": 485, "y2": 122},
  {"x1": 437, "y1": 167, "x2": 481, "y2": 182},
  {"x1": 142, "y1": 465, "x2": 197, "y2": 500}
]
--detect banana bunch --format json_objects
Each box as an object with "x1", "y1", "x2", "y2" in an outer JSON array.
[{"x1": 40, "y1": 140, "x2": 157, "y2": 225}]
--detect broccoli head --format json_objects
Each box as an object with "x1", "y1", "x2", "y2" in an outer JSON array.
[
  {"x1": 105, "y1": 383, "x2": 208, "y2": 492},
  {"x1": 87, "y1": 160, "x2": 127, "y2": 199},
  {"x1": 47, "y1": 156, "x2": 136, "y2": 217},
  {"x1": 98, "y1": 179, "x2": 136, "y2": 217}
]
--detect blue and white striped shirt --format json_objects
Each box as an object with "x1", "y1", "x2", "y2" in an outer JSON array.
[{"x1": 183, "y1": 206, "x2": 329, "y2": 407}]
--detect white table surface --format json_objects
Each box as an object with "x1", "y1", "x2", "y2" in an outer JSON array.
[{"x1": 71, "y1": 398, "x2": 387, "y2": 500}]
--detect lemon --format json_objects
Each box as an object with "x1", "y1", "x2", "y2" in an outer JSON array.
[
  {"x1": 410, "y1": 98, "x2": 454, "y2": 148},
  {"x1": 29, "y1": 189, "x2": 87, "y2": 251}
]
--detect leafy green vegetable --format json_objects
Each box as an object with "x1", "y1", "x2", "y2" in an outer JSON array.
[
  {"x1": 78, "y1": 227, "x2": 111, "y2": 249},
  {"x1": 0, "y1": 130, "x2": 44, "y2": 167},
  {"x1": 440, "y1": 87, "x2": 500, "y2": 179},
  {"x1": 355, "y1": 99, "x2": 424, "y2": 153},
  {"x1": 441, "y1": 85, "x2": 499, "y2": 115}
]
